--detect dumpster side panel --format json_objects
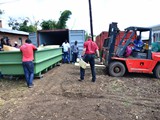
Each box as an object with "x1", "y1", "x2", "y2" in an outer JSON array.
[
  {"x1": 69, "y1": 30, "x2": 85, "y2": 60},
  {"x1": 0, "y1": 64, "x2": 24, "y2": 75},
  {"x1": 0, "y1": 51, "x2": 22, "y2": 62},
  {"x1": 0, "y1": 51, "x2": 23, "y2": 75},
  {"x1": 0, "y1": 48, "x2": 62, "y2": 76},
  {"x1": 34, "y1": 47, "x2": 62, "y2": 74}
]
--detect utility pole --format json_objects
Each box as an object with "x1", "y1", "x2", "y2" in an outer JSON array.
[{"x1": 88, "y1": 0, "x2": 94, "y2": 41}]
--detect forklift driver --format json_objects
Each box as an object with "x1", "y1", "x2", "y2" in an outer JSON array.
[
  {"x1": 124, "y1": 44, "x2": 133, "y2": 57},
  {"x1": 132, "y1": 35, "x2": 144, "y2": 52}
]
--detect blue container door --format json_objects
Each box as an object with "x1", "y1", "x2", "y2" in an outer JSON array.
[{"x1": 69, "y1": 30, "x2": 85, "y2": 61}]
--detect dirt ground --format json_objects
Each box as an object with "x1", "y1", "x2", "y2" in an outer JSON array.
[{"x1": 0, "y1": 63, "x2": 160, "y2": 120}]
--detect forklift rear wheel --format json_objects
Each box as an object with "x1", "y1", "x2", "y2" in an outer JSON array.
[
  {"x1": 109, "y1": 61, "x2": 126, "y2": 77},
  {"x1": 153, "y1": 64, "x2": 160, "y2": 79}
]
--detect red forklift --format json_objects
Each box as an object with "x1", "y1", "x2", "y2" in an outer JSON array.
[{"x1": 102, "y1": 22, "x2": 160, "y2": 78}]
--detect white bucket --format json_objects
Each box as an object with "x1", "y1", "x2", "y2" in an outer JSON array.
[{"x1": 79, "y1": 59, "x2": 87, "y2": 69}]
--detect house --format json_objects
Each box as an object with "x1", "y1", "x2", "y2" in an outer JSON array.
[{"x1": 0, "y1": 20, "x2": 29, "y2": 46}]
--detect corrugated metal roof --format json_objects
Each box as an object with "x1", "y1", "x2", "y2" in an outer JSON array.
[
  {"x1": 150, "y1": 24, "x2": 160, "y2": 28},
  {"x1": 150, "y1": 24, "x2": 160, "y2": 31},
  {"x1": 0, "y1": 28, "x2": 29, "y2": 35}
]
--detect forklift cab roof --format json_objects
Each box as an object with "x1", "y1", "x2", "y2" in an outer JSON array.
[{"x1": 125, "y1": 27, "x2": 152, "y2": 32}]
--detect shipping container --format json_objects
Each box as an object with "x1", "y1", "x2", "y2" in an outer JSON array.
[
  {"x1": 96, "y1": 31, "x2": 136, "y2": 52},
  {"x1": 29, "y1": 29, "x2": 85, "y2": 61},
  {"x1": 95, "y1": 31, "x2": 108, "y2": 51}
]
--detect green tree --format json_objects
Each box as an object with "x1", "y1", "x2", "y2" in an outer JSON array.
[
  {"x1": 40, "y1": 20, "x2": 57, "y2": 30},
  {"x1": 8, "y1": 17, "x2": 19, "y2": 30},
  {"x1": 7, "y1": 10, "x2": 71, "y2": 32},
  {"x1": 8, "y1": 17, "x2": 39, "y2": 32},
  {"x1": 19, "y1": 19, "x2": 39, "y2": 32},
  {"x1": 40, "y1": 10, "x2": 72, "y2": 30},
  {"x1": 56, "y1": 10, "x2": 72, "y2": 29}
]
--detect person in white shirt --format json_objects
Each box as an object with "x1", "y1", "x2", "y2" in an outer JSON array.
[{"x1": 62, "y1": 39, "x2": 70, "y2": 63}]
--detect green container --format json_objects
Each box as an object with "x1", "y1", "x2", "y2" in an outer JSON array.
[{"x1": 0, "y1": 47, "x2": 62, "y2": 77}]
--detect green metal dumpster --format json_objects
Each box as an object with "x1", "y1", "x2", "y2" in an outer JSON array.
[{"x1": 0, "y1": 47, "x2": 62, "y2": 77}]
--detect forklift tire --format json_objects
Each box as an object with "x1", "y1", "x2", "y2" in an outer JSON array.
[
  {"x1": 153, "y1": 64, "x2": 160, "y2": 79},
  {"x1": 109, "y1": 61, "x2": 126, "y2": 77}
]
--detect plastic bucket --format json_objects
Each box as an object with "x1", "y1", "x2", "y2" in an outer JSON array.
[{"x1": 79, "y1": 59, "x2": 87, "y2": 69}]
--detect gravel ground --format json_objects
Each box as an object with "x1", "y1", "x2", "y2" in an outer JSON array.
[{"x1": 0, "y1": 63, "x2": 160, "y2": 120}]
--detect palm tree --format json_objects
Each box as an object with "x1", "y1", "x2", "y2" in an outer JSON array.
[
  {"x1": 56, "y1": 10, "x2": 72, "y2": 29},
  {"x1": 40, "y1": 10, "x2": 72, "y2": 30}
]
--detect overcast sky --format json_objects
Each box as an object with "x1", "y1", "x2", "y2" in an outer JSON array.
[{"x1": 0, "y1": 0, "x2": 160, "y2": 35}]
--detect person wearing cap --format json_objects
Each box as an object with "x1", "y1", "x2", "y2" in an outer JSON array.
[
  {"x1": 79, "y1": 35, "x2": 100, "y2": 82},
  {"x1": 20, "y1": 39, "x2": 37, "y2": 88},
  {"x1": 14, "y1": 41, "x2": 19, "y2": 48}
]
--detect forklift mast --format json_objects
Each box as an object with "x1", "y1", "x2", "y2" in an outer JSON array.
[{"x1": 103, "y1": 22, "x2": 120, "y2": 65}]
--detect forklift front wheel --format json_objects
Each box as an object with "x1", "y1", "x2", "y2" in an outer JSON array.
[
  {"x1": 153, "y1": 64, "x2": 160, "y2": 79},
  {"x1": 109, "y1": 61, "x2": 126, "y2": 77}
]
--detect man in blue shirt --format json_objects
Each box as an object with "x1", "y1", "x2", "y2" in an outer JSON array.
[
  {"x1": 71, "y1": 40, "x2": 79, "y2": 63},
  {"x1": 133, "y1": 35, "x2": 144, "y2": 51}
]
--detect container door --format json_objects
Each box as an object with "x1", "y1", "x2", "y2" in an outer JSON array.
[
  {"x1": 29, "y1": 32, "x2": 38, "y2": 46},
  {"x1": 69, "y1": 30, "x2": 85, "y2": 61}
]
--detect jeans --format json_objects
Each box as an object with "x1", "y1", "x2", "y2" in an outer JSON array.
[
  {"x1": 0, "y1": 72, "x2": 3, "y2": 79},
  {"x1": 80, "y1": 54, "x2": 96, "y2": 81},
  {"x1": 22, "y1": 61, "x2": 34, "y2": 87},
  {"x1": 72, "y1": 52, "x2": 78, "y2": 63},
  {"x1": 63, "y1": 52, "x2": 70, "y2": 63}
]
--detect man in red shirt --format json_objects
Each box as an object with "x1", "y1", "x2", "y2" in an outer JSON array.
[
  {"x1": 20, "y1": 39, "x2": 37, "y2": 88},
  {"x1": 79, "y1": 35, "x2": 100, "y2": 82}
]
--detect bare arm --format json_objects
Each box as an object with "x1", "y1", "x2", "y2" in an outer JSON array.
[
  {"x1": 96, "y1": 49, "x2": 100, "y2": 58},
  {"x1": 81, "y1": 48, "x2": 86, "y2": 57}
]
